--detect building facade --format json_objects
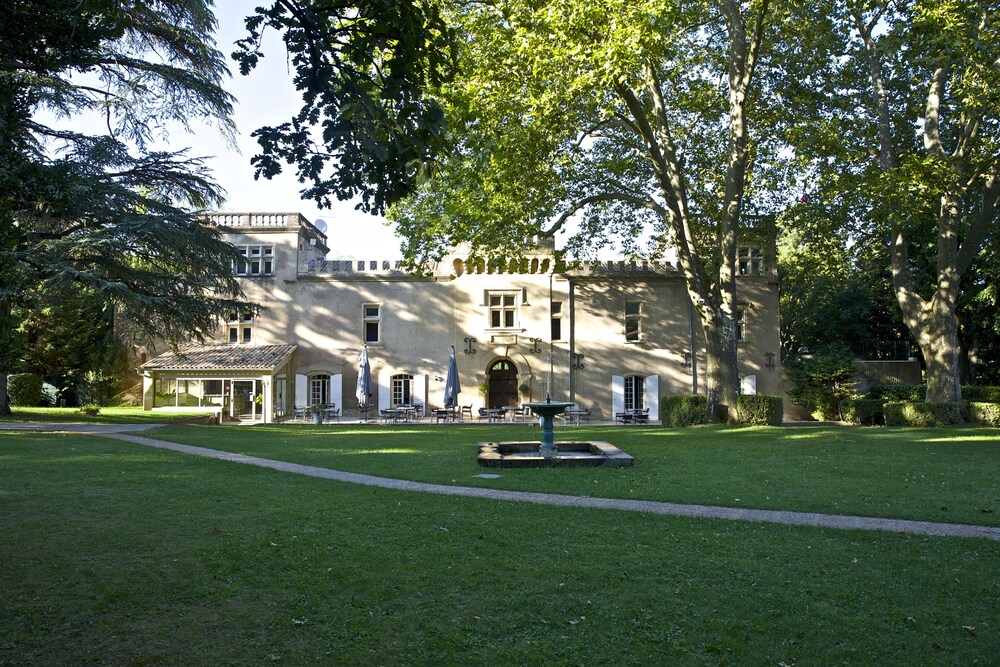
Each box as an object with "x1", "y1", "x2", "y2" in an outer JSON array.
[{"x1": 139, "y1": 212, "x2": 781, "y2": 422}]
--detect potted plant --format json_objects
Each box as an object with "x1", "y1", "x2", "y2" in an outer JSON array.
[
  {"x1": 311, "y1": 404, "x2": 324, "y2": 425},
  {"x1": 518, "y1": 382, "x2": 531, "y2": 402}
]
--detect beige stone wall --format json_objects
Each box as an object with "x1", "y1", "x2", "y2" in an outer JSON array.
[{"x1": 197, "y1": 216, "x2": 782, "y2": 420}]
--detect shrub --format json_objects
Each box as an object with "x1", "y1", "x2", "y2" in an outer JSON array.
[
  {"x1": 734, "y1": 395, "x2": 783, "y2": 426},
  {"x1": 961, "y1": 386, "x2": 1000, "y2": 403},
  {"x1": 661, "y1": 395, "x2": 709, "y2": 427},
  {"x1": 967, "y1": 402, "x2": 1000, "y2": 427},
  {"x1": 841, "y1": 398, "x2": 885, "y2": 426},
  {"x1": 78, "y1": 404, "x2": 101, "y2": 416},
  {"x1": 8, "y1": 373, "x2": 46, "y2": 406},
  {"x1": 883, "y1": 401, "x2": 963, "y2": 427},
  {"x1": 786, "y1": 347, "x2": 857, "y2": 420},
  {"x1": 868, "y1": 384, "x2": 926, "y2": 402}
]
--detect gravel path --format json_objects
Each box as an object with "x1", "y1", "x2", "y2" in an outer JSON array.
[{"x1": 96, "y1": 431, "x2": 1000, "y2": 542}]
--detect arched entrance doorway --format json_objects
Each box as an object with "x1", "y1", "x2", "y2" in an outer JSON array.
[{"x1": 487, "y1": 359, "x2": 519, "y2": 409}]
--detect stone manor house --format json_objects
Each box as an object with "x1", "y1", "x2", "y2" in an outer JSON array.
[{"x1": 137, "y1": 212, "x2": 781, "y2": 423}]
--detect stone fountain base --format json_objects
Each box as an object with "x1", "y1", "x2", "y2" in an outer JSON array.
[{"x1": 477, "y1": 440, "x2": 634, "y2": 468}]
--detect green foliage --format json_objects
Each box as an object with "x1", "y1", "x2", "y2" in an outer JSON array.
[
  {"x1": 77, "y1": 404, "x2": 101, "y2": 417},
  {"x1": 966, "y1": 402, "x2": 1000, "y2": 427},
  {"x1": 660, "y1": 395, "x2": 709, "y2": 427},
  {"x1": 233, "y1": 0, "x2": 453, "y2": 215},
  {"x1": 868, "y1": 384, "x2": 927, "y2": 402},
  {"x1": 734, "y1": 395, "x2": 783, "y2": 426},
  {"x1": 840, "y1": 399, "x2": 885, "y2": 426},
  {"x1": 8, "y1": 373, "x2": 45, "y2": 407},
  {"x1": 786, "y1": 347, "x2": 858, "y2": 420},
  {"x1": 0, "y1": 0, "x2": 256, "y2": 392},
  {"x1": 779, "y1": 0, "x2": 1000, "y2": 402},
  {"x1": 883, "y1": 402, "x2": 964, "y2": 427}
]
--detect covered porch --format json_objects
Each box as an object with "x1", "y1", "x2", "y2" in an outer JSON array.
[{"x1": 138, "y1": 344, "x2": 297, "y2": 424}]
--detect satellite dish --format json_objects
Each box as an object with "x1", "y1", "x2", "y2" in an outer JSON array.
[{"x1": 313, "y1": 218, "x2": 328, "y2": 233}]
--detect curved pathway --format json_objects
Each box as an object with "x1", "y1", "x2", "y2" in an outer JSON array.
[{"x1": 88, "y1": 431, "x2": 1000, "y2": 542}]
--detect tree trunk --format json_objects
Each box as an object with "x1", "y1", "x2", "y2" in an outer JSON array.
[
  {"x1": 703, "y1": 312, "x2": 740, "y2": 422},
  {"x1": 905, "y1": 288, "x2": 962, "y2": 403},
  {"x1": 0, "y1": 297, "x2": 11, "y2": 416}
]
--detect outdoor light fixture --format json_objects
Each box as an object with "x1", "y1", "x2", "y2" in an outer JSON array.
[
  {"x1": 765, "y1": 352, "x2": 776, "y2": 371},
  {"x1": 681, "y1": 351, "x2": 692, "y2": 369}
]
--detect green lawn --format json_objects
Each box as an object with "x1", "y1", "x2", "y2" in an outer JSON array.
[
  {"x1": 1, "y1": 430, "x2": 997, "y2": 665},
  {"x1": 145, "y1": 423, "x2": 1000, "y2": 527},
  {"x1": 1, "y1": 406, "x2": 211, "y2": 424}
]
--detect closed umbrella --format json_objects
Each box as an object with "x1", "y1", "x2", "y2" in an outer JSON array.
[
  {"x1": 444, "y1": 345, "x2": 461, "y2": 408},
  {"x1": 357, "y1": 346, "x2": 372, "y2": 419}
]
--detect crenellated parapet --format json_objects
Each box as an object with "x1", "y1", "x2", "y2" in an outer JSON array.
[{"x1": 567, "y1": 259, "x2": 678, "y2": 276}]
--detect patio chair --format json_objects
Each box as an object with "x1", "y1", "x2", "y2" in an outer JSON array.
[{"x1": 460, "y1": 405, "x2": 473, "y2": 422}]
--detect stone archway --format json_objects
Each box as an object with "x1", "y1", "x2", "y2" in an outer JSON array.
[{"x1": 487, "y1": 359, "x2": 519, "y2": 409}]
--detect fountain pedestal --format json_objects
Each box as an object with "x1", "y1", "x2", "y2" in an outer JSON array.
[{"x1": 524, "y1": 400, "x2": 575, "y2": 457}]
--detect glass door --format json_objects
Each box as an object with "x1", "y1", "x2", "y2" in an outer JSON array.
[{"x1": 232, "y1": 380, "x2": 260, "y2": 421}]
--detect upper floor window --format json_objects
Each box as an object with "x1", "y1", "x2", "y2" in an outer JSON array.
[
  {"x1": 234, "y1": 245, "x2": 274, "y2": 276},
  {"x1": 227, "y1": 312, "x2": 253, "y2": 344},
  {"x1": 363, "y1": 304, "x2": 381, "y2": 344},
  {"x1": 735, "y1": 306, "x2": 747, "y2": 342},
  {"x1": 624, "y1": 301, "x2": 641, "y2": 342},
  {"x1": 551, "y1": 301, "x2": 563, "y2": 341},
  {"x1": 488, "y1": 291, "x2": 518, "y2": 329},
  {"x1": 738, "y1": 245, "x2": 764, "y2": 276},
  {"x1": 391, "y1": 374, "x2": 413, "y2": 406}
]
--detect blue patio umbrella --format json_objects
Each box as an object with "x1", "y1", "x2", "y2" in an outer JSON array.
[
  {"x1": 443, "y1": 345, "x2": 461, "y2": 408},
  {"x1": 356, "y1": 346, "x2": 373, "y2": 416}
]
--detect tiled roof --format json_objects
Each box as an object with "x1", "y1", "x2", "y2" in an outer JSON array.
[{"x1": 139, "y1": 344, "x2": 297, "y2": 372}]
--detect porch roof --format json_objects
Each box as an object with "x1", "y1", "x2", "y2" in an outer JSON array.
[{"x1": 139, "y1": 344, "x2": 297, "y2": 373}]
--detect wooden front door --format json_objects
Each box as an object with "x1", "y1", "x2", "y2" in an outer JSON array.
[{"x1": 487, "y1": 359, "x2": 518, "y2": 409}]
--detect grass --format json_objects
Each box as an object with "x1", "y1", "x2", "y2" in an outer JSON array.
[
  {"x1": 0, "y1": 406, "x2": 211, "y2": 424},
  {"x1": 1, "y1": 430, "x2": 998, "y2": 665},
  {"x1": 144, "y1": 423, "x2": 1000, "y2": 527}
]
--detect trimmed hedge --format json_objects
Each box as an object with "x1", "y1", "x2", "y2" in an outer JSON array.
[
  {"x1": 734, "y1": 395, "x2": 783, "y2": 426},
  {"x1": 661, "y1": 395, "x2": 710, "y2": 427},
  {"x1": 868, "y1": 384, "x2": 927, "y2": 402},
  {"x1": 961, "y1": 386, "x2": 1000, "y2": 403},
  {"x1": 841, "y1": 398, "x2": 885, "y2": 426},
  {"x1": 967, "y1": 402, "x2": 1000, "y2": 427},
  {"x1": 7, "y1": 373, "x2": 45, "y2": 406},
  {"x1": 883, "y1": 401, "x2": 963, "y2": 427}
]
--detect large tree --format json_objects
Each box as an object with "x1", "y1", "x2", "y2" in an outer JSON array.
[
  {"x1": 388, "y1": 0, "x2": 779, "y2": 420},
  {"x1": 786, "y1": 0, "x2": 1000, "y2": 402},
  {"x1": 0, "y1": 0, "x2": 253, "y2": 414},
  {"x1": 232, "y1": 0, "x2": 454, "y2": 215}
]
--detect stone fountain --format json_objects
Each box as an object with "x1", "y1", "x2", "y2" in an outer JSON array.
[{"x1": 476, "y1": 380, "x2": 633, "y2": 468}]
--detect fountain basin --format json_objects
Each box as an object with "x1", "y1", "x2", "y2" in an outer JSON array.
[{"x1": 477, "y1": 440, "x2": 634, "y2": 468}]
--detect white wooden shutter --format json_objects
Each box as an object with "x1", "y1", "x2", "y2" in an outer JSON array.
[
  {"x1": 295, "y1": 374, "x2": 308, "y2": 408},
  {"x1": 645, "y1": 375, "x2": 659, "y2": 421},
  {"x1": 330, "y1": 374, "x2": 343, "y2": 409},
  {"x1": 611, "y1": 375, "x2": 624, "y2": 417},
  {"x1": 378, "y1": 370, "x2": 391, "y2": 409},
  {"x1": 413, "y1": 374, "x2": 427, "y2": 409}
]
